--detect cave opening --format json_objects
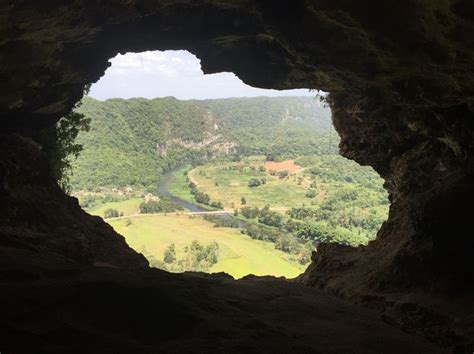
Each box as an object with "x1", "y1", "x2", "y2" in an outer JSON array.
[
  {"x1": 1, "y1": 2, "x2": 473, "y2": 352},
  {"x1": 68, "y1": 49, "x2": 390, "y2": 280}
]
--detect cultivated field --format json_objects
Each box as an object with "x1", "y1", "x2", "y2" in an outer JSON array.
[{"x1": 263, "y1": 159, "x2": 302, "y2": 174}]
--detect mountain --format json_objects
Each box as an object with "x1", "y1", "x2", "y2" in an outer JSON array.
[{"x1": 70, "y1": 96, "x2": 336, "y2": 191}]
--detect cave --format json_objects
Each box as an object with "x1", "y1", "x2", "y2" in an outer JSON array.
[{"x1": 1, "y1": 1, "x2": 473, "y2": 353}]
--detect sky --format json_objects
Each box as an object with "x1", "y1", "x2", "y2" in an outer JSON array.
[{"x1": 88, "y1": 50, "x2": 314, "y2": 100}]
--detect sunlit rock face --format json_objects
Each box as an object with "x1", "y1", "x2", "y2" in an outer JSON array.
[{"x1": 0, "y1": 0, "x2": 473, "y2": 350}]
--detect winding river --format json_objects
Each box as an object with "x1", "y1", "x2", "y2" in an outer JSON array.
[{"x1": 157, "y1": 171, "x2": 210, "y2": 213}]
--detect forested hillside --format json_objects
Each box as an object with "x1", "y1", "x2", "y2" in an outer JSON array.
[
  {"x1": 200, "y1": 97, "x2": 334, "y2": 156},
  {"x1": 72, "y1": 95, "x2": 389, "y2": 271},
  {"x1": 71, "y1": 96, "x2": 335, "y2": 191}
]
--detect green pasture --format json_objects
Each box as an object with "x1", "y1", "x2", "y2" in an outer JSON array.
[{"x1": 109, "y1": 214, "x2": 306, "y2": 279}]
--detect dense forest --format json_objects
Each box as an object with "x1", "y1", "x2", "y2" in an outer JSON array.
[{"x1": 71, "y1": 96, "x2": 336, "y2": 191}]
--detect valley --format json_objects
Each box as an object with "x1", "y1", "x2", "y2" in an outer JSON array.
[
  {"x1": 73, "y1": 96, "x2": 389, "y2": 279},
  {"x1": 79, "y1": 155, "x2": 388, "y2": 278}
]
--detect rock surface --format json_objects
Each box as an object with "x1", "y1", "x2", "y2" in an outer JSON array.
[
  {"x1": 0, "y1": 134, "x2": 148, "y2": 270},
  {"x1": 1, "y1": 0, "x2": 473, "y2": 352},
  {"x1": 0, "y1": 267, "x2": 448, "y2": 354}
]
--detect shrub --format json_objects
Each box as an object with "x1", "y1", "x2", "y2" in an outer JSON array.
[
  {"x1": 248, "y1": 178, "x2": 262, "y2": 187},
  {"x1": 305, "y1": 189, "x2": 317, "y2": 198},
  {"x1": 104, "y1": 208, "x2": 119, "y2": 218},
  {"x1": 203, "y1": 215, "x2": 241, "y2": 228},
  {"x1": 210, "y1": 201, "x2": 224, "y2": 209},
  {"x1": 240, "y1": 206, "x2": 260, "y2": 219}
]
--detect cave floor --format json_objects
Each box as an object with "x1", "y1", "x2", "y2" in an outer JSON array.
[{"x1": 0, "y1": 260, "x2": 447, "y2": 354}]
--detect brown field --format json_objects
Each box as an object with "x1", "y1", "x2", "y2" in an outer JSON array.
[{"x1": 264, "y1": 160, "x2": 302, "y2": 174}]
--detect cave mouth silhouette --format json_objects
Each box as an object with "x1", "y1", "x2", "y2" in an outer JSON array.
[{"x1": 1, "y1": 2, "x2": 472, "y2": 351}]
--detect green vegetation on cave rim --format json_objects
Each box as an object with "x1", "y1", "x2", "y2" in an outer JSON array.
[{"x1": 71, "y1": 96, "x2": 389, "y2": 278}]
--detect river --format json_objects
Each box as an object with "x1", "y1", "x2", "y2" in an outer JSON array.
[
  {"x1": 157, "y1": 171, "x2": 210, "y2": 213},
  {"x1": 157, "y1": 170, "x2": 246, "y2": 227}
]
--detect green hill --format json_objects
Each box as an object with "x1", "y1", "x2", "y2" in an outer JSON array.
[{"x1": 71, "y1": 96, "x2": 335, "y2": 191}]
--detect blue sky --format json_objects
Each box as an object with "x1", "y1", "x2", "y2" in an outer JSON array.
[{"x1": 88, "y1": 50, "x2": 314, "y2": 100}]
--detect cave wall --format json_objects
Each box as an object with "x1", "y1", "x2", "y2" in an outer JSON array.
[
  {"x1": 0, "y1": 134, "x2": 148, "y2": 276},
  {"x1": 1, "y1": 0, "x2": 473, "y2": 296}
]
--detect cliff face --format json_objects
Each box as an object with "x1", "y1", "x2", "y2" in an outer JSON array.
[{"x1": 1, "y1": 0, "x2": 473, "y2": 351}]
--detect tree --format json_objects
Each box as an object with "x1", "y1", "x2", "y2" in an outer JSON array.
[
  {"x1": 205, "y1": 242, "x2": 219, "y2": 265},
  {"x1": 305, "y1": 189, "x2": 317, "y2": 198},
  {"x1": 140, "y1": 199, "x2": 183, "y2": 213},
  {"x1": 195, "y1": 191, "x2": 211, "y2": 205},
  {"x1": 248, "y1": 178, "x2": 262, "y2": 187},
  {"x1": 241, "y1": 206, "x2": 260, "y2": 219},
  {"x1": 265, "y1": 153, "x2": 277, "y2": 161},
  {"x1": 210, "y1": 201, "x2": 224, "y2": 209},
  {"x1": 163, "y1": 243, "x2": 176, "y2": 264},
  {"x1": 275, "y1": 234, "x2": 292, "y2": 252},
  {"x1": 104, "y1": 208, "x2": 119, "y2": 218},
  {"x1": 258, "y1": 207, "x2": 283, "y2": 228},
  {"x1": 35, "y1": 103, "x2": 91, "y2": 192},
  {"x1": 277, "y1": 170, "x2": 289, "y2": 179}
]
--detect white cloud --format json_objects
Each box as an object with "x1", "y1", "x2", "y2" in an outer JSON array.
[{"x1": 89, "y1": 50, "x2": 314, "y2": 100}]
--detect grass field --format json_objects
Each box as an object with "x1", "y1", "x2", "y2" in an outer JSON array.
[
  {"x1": 109, "y1": 214, "x2": 305, "y2": 279},
  {"x1": 87, "y1": 198, "x2": 143, "y2": 217},
  {"x1": 188, "y1": 161, "x2": 313, "y2": 209}
]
